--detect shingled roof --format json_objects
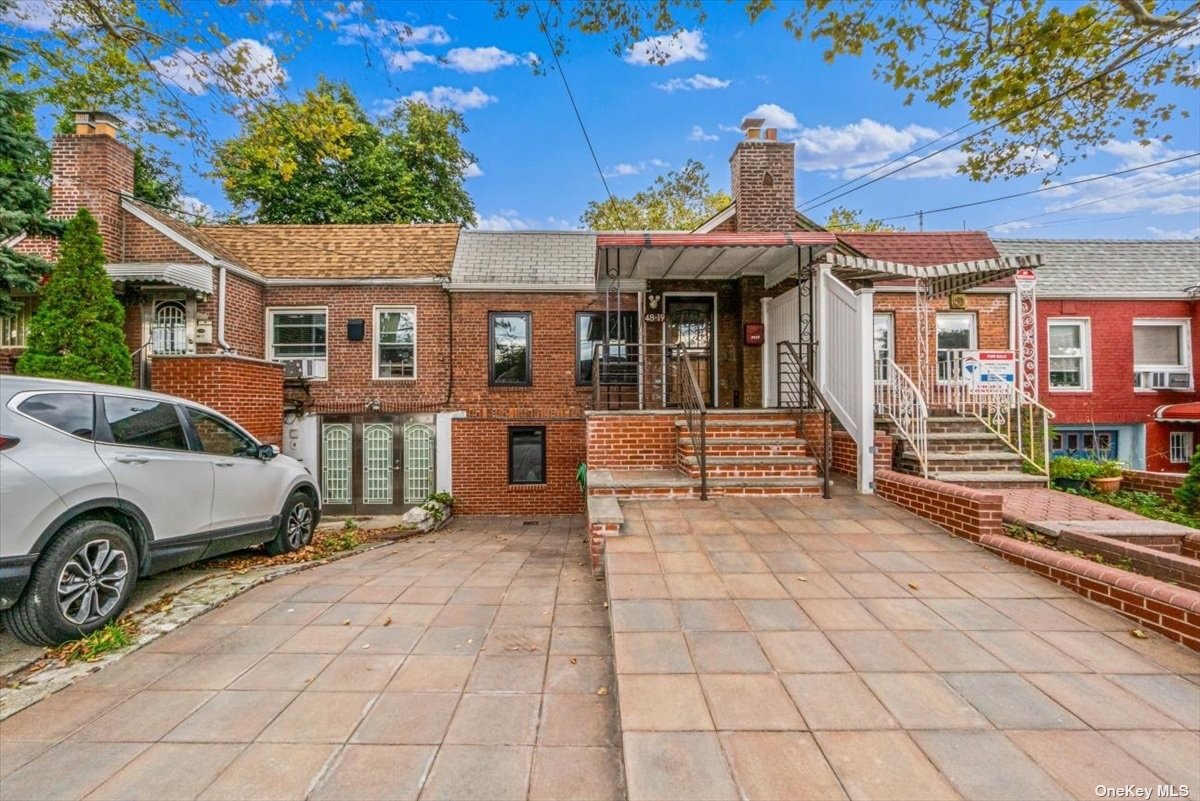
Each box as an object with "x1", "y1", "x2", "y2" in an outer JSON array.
[
  {"x1": 199, "y1": 223, "x2": 460, "y2": 279},
  {"x1": 993, "y1": 239, "x2": 1200, "y2": 299},
  {"x1": 451, "y1": 230, "x2": 597, "y2": 289},
  {"x1": 834, "y1": 231, "x2": 999, "y2": 266}
]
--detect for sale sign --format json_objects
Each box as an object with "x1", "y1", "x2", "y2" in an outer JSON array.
[{"x1": 962, "y1": 350, "x2": 1015, "y2": 392}]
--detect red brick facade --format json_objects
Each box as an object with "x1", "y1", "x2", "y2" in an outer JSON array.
[
  {"x1": 585, "y1": 413, "x2": 679, "y2": 471},
  {"x1": 1037, "y1": 298, "x2": 1200, "y2": 472},
  {"x1": 451, "y1": 418, "x2": 586, "y2": 514},
  {"x1": 49, "y1": 133, "x2": 134, "y2": 262},
  {"x1": 150, "y1": 355, "x2": 284, "y2": 445},
  {"x1": 874, "y1": 290, "x2": 1013, "y2": 384}
]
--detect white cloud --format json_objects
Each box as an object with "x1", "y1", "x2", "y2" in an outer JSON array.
[
  {"x1": 386, "y1": 49, "x2": 437, "y2": 71},
  {"x1": 464, "y1": 162, "x2": 484, "y2": 178},
  {"x1": 338, "y1": 20, "x2": 450, "y2": 47},
  {"x1": 153, "y1": 39, "x2": 286, "y2": 98},
  {"x1": 990, "y1": 220, "x2": 1035, "y2": 234},
  {"x1": 655, "y1": 73, "x2": 730, "y2": 92},
  {"x1": 401, "y1": 85, "x2": 497, "y2": 112},
  {"x1": 473, "y1": 209, "x2": 575, "y2": 230},
  {"x1": 624, "y1": 29, "x2": 707, "y2": 66},
  {"x1": 604, "y1": 159, "x2": 669, "y2": 177},
  {"x1": 474, "y1": 209, "x2": 531, "y2": 230},
  {"x1": 786, "y1": 117, "x2": 940, "y2": 172},
  {"x1": 2, "y1": 0, "x2": 66, "y2": 30},
  {"x1": 1098, "y1": 138, "x2": 1189, "y2": 168},
  {"x1": 262, "y1": 0, "x2": 292, "y2": 6},
  {"x1": 1148, "y1": 226, "x2": 1200, "y2": 239},
  {"x1": 178, "y1": 196, "x2": 216, "y2": 224},
  {"x1": 322, "y1": 1, "x2": 362, "y2": 25},
  {"x1": 688, "y1": 125, "x2": 719, "y2": 142},
  {"x1": 744, "y1": 103, "x2": 800, "y2": 131},
  {"x1": 441, "y1": 46, "x2": 532, "y2": 73}
]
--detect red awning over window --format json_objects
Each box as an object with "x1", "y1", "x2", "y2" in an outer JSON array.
[{"x1": 1155, "y1": 402, "x2": 1200, "y2": 423}]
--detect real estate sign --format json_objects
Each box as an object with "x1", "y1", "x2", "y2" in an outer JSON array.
[{"x1": 962, "y1": 350, "x2": 1016, "y2": 392}]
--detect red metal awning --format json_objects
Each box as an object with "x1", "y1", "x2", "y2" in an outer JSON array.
[
  {"x1": 596, "y1": 232, "x2": 838, "y2": 248},
  {"x1": 1155, "y1": 402, "x2": 1200, "y2": 423}
]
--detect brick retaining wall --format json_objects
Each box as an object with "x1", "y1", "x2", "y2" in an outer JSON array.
[
  {"x1": 150, "y1": 354, "x2": 283, "y2": 444},
  {"x1": 874, "y1": 469, "x2": 1003, "y2": 541},
  {"x1": 1121, "y1": 468, "x2": 1187, "y2": 502}
]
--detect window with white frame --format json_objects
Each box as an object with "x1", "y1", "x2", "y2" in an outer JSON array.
[
  {"x1": 1047, "y1": 319, "x2": 1090, "y2": 390},
  {"x1": 936, "y1": 312, "x2": 976, "y2": 382},
  {"x1": 268, "y1": 309, "x2": 327, "y2": 379},
  {"x1": 1169, "y1": 431, "x2": 1194, "y2": 464},
  {"x1": 873, "y1": 313, "x2": 894, "y2": 382},
  {"x1": 1133, "y1": 320, "x2": 1191, "y2": 390},
  {"x1": 375, "y1": 307, "x2": 416, "y2": 379},
  {"x1": 0, "y1": 295, "x2": 37, "y2": 347}
]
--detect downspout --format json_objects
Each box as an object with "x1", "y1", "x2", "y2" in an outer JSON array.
[{"x1": 217, "y1": 264, "x2": 232, "y2": 353}]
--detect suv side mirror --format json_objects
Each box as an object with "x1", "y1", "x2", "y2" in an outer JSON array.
[{"x1": 257, "y1": 444, "x2": 278, "y2": 461}]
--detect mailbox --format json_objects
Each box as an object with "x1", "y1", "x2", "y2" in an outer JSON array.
[{"x1": 744, "y1": 323, "x2": 764, "y2": 346}]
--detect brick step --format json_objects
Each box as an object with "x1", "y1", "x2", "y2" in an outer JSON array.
[
  {"x1": 675, "y1": 419, "x2": 799, "y2": 439},
  {"x1": 930, "y1": 471, "x2": 1049, "y2": 489},
  {"x1": 678, "y1": 455, "x2": 819, "y2": 480},
  {"x1": 586, "y1": 468, "x2": 824, "y2": 499},
  {"x1": 678, "y1": 437, "x2": 811, "y2": 457},
  {"x1": 898, "y1": 451, "x2": 1024, "y2": 472},
  {"x1": 894, "y1": 433, "x2": 1009, "y2": 455}
]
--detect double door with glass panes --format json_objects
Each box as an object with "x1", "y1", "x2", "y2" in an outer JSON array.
[{"x1": 320, "y1": 414, "x2": 435, "y2": 514}]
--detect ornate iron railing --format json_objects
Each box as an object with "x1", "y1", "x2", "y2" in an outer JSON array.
[
  {"x1": 777, "y1": 341, "x2": 832, "y2": 499},
  {"x1": 675, "y1": 347, "x2": 708, "y2": 500},
  {"x1": 939, "y1": 352, "x2": 1055, "y2": 476},
  {"x1": 874, "y1": 359, "x2": 929, "y2": 477}
]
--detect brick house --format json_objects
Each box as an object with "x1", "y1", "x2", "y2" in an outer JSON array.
[
  {"x1": 4, "y1": 111, "x2": 1050, "y2": 520},
  {"x1": 994, "y1": 239, "x2": 1200, "y2": 472}
]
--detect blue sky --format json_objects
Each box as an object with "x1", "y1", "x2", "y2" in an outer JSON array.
[{"x1": 6, "y1": 0, "x2": 1200, "y2": 238}]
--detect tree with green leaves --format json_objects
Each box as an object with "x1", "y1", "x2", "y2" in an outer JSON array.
[
  {"x1": 0, "y1": 43, "x2": 61, "y2": 317},
  {"x1": 16, "y1": 209, "x2": 131, "y2": 386},
  {"x1": 582, "y1": 159, "x2": 731, "y2": 230},
  {"x1": 1175, "y1": 445, "x2": 1200, "y2": 514},
  {"x1": 823, "y1": 207, "x2": 903, "y2": 232},
  {"x1": 500, "y1": 0, "x2": 1200, "y2": 181},
  {"x1": 213, "y1": 79, "x2": 476, "y2": 224}
]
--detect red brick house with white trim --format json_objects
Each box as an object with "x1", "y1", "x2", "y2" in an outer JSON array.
[{"x1": 5, "y1": 111, "x2": 1055, "y2": 521}]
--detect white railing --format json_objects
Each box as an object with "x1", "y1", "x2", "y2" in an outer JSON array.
[
  {"x1": 816, "y1": 266, "x2": 875, "y2": 491},
  {"x1": 940, "y1": 353, "x2": 1055, "y2": 475},
  {"x1": 874, "y1": 360, "x2": 928, "y2": 477}
]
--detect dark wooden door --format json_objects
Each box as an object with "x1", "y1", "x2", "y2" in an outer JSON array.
[{"x1": 666, "y1": 298, "x2": 714, "y2": 405}]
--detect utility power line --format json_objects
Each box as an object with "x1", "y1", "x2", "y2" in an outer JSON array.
[
  {"x1": 879, "y1": 152, "x2": 1200, "y2": 222},
  {"x1": 797, "y1": 25, "x2": 1199, "y2": 214}
]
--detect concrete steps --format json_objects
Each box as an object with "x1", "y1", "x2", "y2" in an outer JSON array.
[{"x1": 880, "y1": 411, "x2": 1047, "y2": 490}]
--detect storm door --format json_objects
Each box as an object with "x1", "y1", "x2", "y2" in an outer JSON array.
[{"x1": 320, "y1": 414, "x2": 435, "y2": 514}]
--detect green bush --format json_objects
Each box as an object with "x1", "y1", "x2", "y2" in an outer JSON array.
[
  {"x1": 1049, "y1": 455, "x2": 1100, "y2": 481},
  {"x1": 16, "y1": 209, "x2": 131, "y2": 385},
  {"x1": 1175, "y1": 446, "x2": 1200, "y2": 514}
]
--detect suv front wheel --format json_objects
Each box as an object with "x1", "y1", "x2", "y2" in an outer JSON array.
[
  {"x1": 266, "y1": 491, "x2": 316, "y2": 555},
  {"x1": 1, "y1": 519, "x2": 139, "y2": 645}
]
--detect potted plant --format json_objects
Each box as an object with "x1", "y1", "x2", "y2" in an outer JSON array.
[
  {"x1": 1089, "y1": 459, "x2": 1124, "y2": 493},
  {"x1": 1050, "y1": 456, "x2": 1099, "y2": 491}
]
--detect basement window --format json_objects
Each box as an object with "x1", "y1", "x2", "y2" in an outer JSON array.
[
  {"x1": 509, "y1": 426, "x2": 545, "y2": 485},
  {"x1": 1170, "y1": 431, "x2": 1194, "y2": 464}
]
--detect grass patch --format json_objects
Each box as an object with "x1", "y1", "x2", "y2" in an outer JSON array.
[{"x1": 47, "y1": 618, "x2": 136, "y2": 663}]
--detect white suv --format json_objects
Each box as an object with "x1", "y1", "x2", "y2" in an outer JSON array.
[{"x1": 0, "y1": 376, "x2": 321, "y2": 645}]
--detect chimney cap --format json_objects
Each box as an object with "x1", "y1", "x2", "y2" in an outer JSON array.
[
  {"x1": 73, "y1": 110, "x2": 122, "y2": 137},
  {"x1": 740, "y1": 117, "x2": 766, "y2": 131}
]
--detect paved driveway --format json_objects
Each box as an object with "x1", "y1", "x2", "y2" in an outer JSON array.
[
  {"x1": 608, "y1": 494, "x2": 1200, "y2": 801},
  {"x1": 0, "y1": 517, "x2": 623, "y2": 801}
]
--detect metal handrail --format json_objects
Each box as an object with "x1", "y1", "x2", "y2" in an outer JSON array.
[
  {"x1": 874, "y1": 359, "x2": 929, "y2": 477},
  {"x1": 675, "y1": 346, "x2": 708, "y2": 500},
  {"x1": 940, "y1": 353, "x2": 1056, "y2": 476},
  {"x1": 778, "y1": 341, "x2": 832, "y2": 499}
]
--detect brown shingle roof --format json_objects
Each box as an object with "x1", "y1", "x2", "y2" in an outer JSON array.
[
  {"x1": 834, "y1": 231, "x2": 999, "y2": 266},
  {"x1": 199, "y1": 223, "x2": 459, "y2": 279},
  {"x1": 123, "y1": 198, "x2": 249, "y2": 268}
]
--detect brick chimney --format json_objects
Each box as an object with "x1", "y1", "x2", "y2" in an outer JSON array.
[
  {"x1": 51, "y1": 111, "x2": 134, "y2": 262},
  {"x1": 730, "y1": 117, "x2": 796, "y2": 231}
]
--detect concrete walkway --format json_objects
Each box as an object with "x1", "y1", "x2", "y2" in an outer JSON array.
[
  {"x1": 608, "y1": 494, "x2": 1199, "y2": 801},
  {"x1": 0, "y1": 517, "x2": 623, "y2": 801}
]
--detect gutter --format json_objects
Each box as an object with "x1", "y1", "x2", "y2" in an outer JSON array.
[{"x1": 217, "y1": 265, "x2": 233, "y2": 353}]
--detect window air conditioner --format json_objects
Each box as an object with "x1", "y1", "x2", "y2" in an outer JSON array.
[{"x1": 1135, "y1": 370, "x2": 1191, "y2": 390}]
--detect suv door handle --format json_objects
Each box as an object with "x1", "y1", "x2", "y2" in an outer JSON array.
[
  {"x1": 114, "y1": 454, "x2": 150, "y2": 464},
  {"x1": 214, "y1": 460, "x2": 235, "y2": 467}
]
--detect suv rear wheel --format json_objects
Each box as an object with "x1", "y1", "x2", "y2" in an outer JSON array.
[{"x1": 1, "y1": 519, "x2": 139, "y2": 645}]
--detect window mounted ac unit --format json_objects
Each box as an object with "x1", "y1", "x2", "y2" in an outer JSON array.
[
  {"x1": 281, "y1": 358, "x2": 327, "y2": 379},
  {"x1": 1135, "y1": 370, "x2": 1191, "y2": 390}
]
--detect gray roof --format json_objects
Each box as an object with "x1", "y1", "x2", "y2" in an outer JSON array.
[
  {"x1": 993, "y1": 239, "x2": 1200, "y2": 299},
  {"x1": 451, "y1": 230, "x2": 597, "y2": 288}
]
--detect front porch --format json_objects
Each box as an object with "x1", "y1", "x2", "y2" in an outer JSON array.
[{"x1": 584, "y1": 234, "x2": 1047, "y2": 499}]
